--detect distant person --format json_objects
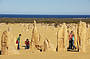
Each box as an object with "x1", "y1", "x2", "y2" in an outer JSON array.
[
  {"x1": 25, "y1": 39, "x2": 30, "y2": 49},
  {"x1": 16, "y1": 34, "x2": 21, "y2": 50},
  {"x1": 68, "y1": 31, "x2": 73, "y2": 49},
  {"x1": 72, "y1": 34, "x2": 76, "y2": 50}
]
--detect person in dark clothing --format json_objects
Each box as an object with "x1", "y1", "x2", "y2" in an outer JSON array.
[
  {"x1": 25, "y1": 39, "x2": 30, "y2": 49},
  {"x1": 68, "y1": 31, "x2": 73, "y2": 49}
]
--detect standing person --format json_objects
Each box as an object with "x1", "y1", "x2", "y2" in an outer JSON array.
[
  {"x1": 68, "y1": 31, "x2": 73, "y2": 49},
  {"x1": 25, "y1": 39, "x2": 30, "y2": 49},
  {"x1": 16, "y1": 34, "x2": 21, "y2": 50},
  {"x1": 72, "y1": 34, "x2": 76, "y2": 50}
]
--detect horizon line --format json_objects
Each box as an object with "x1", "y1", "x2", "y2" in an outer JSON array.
[{"x1": 0, "y1": 14, "x2": 90, "y2": 15}]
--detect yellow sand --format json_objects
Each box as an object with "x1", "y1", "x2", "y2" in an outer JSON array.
[{"x1": 0, "y1": 22, "x2": 90, "y2": 59}]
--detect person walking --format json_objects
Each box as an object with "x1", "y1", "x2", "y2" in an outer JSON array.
[
  {"x1": 16, "y1": 34, "x2": 21, "y2": 50},
  {"x1": 72, "y1": 34, "x2": 76, "y2": 50},
  {"x1": 68, "y1": 31, "x2": 73, "y2": 49}
]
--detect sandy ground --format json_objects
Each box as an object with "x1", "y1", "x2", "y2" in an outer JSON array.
[
  {"x1": 0, "y1": 51, "x2": 90, "y2": 59},
  {"x1": 0, "y1": 23, "x2": 90, "y2": 59}
]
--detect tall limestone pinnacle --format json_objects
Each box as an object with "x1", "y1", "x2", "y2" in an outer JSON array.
[
  {"x1": 31, "y1": 20, "x2": 40, "y2": 48},
  {"x1": 1, "y1": 31, "x2": 8, "y2": 55},
  {"x1": 78, "y1": 21, "x2": 87, "y2": 52},
  {"x1": 57, "y1": 23, "x2": 68, "y2": 52}
]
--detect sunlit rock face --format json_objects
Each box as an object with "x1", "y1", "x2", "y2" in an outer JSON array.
[
  {"x1": 0, "y1": 21, "x2": 89, "y2": 55},
  {"x1": 1, "y1": 31, "x2": 8, "y2": 55}
]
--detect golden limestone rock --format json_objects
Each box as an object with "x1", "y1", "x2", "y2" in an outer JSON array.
[
  {"x1": 62, "y1": 23, "x2": 68, "y2": 51},
  {"x1": 78, "y1": 21, "x2": 87, "y2": 52},
  {"x1": 43, "y1": 39, "x2": 50, "y2": 52},
  {"x1": 31, "y1": 20, "x2": 40, "y2": 50},
  {"x1": 7, "y1": 28, "x2": 19, "y2": 55},
  {"x1": 1, "y1": 31, "x2": 8, "y2": 55},
  {"x1": 57, "y1": 23, "x2": 68, "y2": 52}
]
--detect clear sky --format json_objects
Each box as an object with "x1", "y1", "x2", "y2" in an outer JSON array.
[{"x1": 0, "y1": 0, "x2": 90, "y2": 15}]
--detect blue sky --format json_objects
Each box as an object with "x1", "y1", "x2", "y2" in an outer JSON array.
[{"x1": 0, "y1": 0, "x2": 90, "y2": 15}]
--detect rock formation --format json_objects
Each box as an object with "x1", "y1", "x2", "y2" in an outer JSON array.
[
  {"x1": 1, "y1": 31, "x2": 8, "y2": 55},
  {"x1": 31, "y1": 20, "x2": 40, "y2": 49},
  {"x1": 78, "y1": 21, "x2": 87, "y2": 52},
  {"x1": 57, "y1": 23, "x2": 68, "y2": 52},
  {"x1": 43, "y1": 39, "x2": 50, "y2": 52}
]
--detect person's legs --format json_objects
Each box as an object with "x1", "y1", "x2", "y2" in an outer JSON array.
[
  {"x1": 70, "y1": 40, "x2": 72, "y2": 49},
  {"x1": 27, "y1": 45, "x2": 29, "y2": 49},
  {"x1": 69, "y1": 40, "x2": 71, "y2": 49},
  {"x1": 71, "y1": 39, "x2": 73, "y2": 49},
  {"x1": 17, "y1": 43, "x2": 19, "y2": 50},
  {"x1": 72, "y1": 40, "x2": 76, "y2": 49},
  {"x1": 73, "y1": 45, "x2": 76, "y2": 49},
  {"x1": 18, "y1": 43, "x2": 20, "y2": 50},
  {"x1": 25, "y1": 45, "x2": 29, "y2": 49}
]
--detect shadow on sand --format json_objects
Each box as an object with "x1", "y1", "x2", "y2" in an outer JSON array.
[
  {"x1": 22, "y1": 45, "x2": 26, "y2": 48},
  {"x1": 0, "y1": 50, "x2": 1, "y2": 55},
  {"x1": 67, "y1": 49, "x2": 79, "y2": 52}
]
